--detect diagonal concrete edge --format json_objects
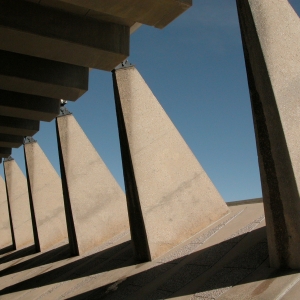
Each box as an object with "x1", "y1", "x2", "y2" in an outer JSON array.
[
  {"x1": 56, "y1": 113, "x2": 129, "y2": 256},
  {"x1": 24, "y1": 139, "x2": 68, "y2": 252},
  {"x1": 112, "y1": 66, "x2": 229, "y2": 261},
  {"x1": 236, "y1": 0, "x2": 300, "y2": 268},
  {"x1": 3, "y1": 158, "x2": 34, "y2": 249},
  {"x1": 0, "y1": 175, "x2": 12, "y2": 249}
]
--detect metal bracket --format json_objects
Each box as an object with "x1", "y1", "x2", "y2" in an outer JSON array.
[
  {"x1": 4, "y1": 156, "x2": 14, "y2": 162},
  {"x1": 24, "y1": 136, "x2": 37, "y2": 144},
  {"x1": 115, "y1": 60, "x2": 133, "y2": 70},
  {"x1": 58, "y1": 105, "x2": 72, "y2": 117}
]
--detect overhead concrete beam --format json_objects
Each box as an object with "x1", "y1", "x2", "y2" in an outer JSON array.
[
  {"x1": 0, "y1": 147, "x2": 11, "y2": 158},
  {"x1": 237, "y1": 0, "x2": 300, "y2": 269},
  {"x1": 0, "y1": 0, "x2": 129, "y2": 70},
  {"x1": 0, "y1": 115, "x2": 39, "y2": 136},
  {"x1": 3, "y1": 157, "x2": 34, "y2": 249},
  {"x1": 0, "y1": 50, "x2": 88, "y2": 100},
  {"x1": 0, "y1": 176, "x2": 12, "y2": 249},
  {"x1": 56, "y1": 110, "x2": 129, "y2": 256},
  {"x1": 24, "y1": 138, "x2": 68, "y2": 252},
  {"x1": 53, "y1": 0, "x2": 192, "y2": 29},
  {"x1": 0, "y1": 90, "x2": 60, "y2": 122},
  {"x1": 0, "y1": 134, "x2": 23, "y2": 148},
  {"x1": 112, "y1": 65, "x2": 229, "y2": 261}
]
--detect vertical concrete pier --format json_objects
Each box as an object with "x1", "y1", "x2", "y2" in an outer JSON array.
[
  {"x1": 56, "y1": 108, "x2": 129, "y2": 256},
  {"x1": 0, "y1": 175, "x2": 12, "y2": 250},
  {"x1": 3, "y1": 157, "x2": 34, "y2": 249},
  {"x1": 112, "y1": 65, "x2": 229, "y2": 261},
  {"x1": 237, "y1": 0, "x2": 300, "y2": 268},
  {"x1": 24, "y1": 137, "x2": 68, "y2": 252}
]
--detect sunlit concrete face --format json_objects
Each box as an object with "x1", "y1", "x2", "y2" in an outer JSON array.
[
  {"x1": 0, "y1": 176, "x2": 12, "y2": 249},
  {"x1": 56, "y1": 113, "x2": 129, "y2": 256},
  {"x1": 113, "y1": 66, "x2": 229, "y2": 261},
  {"x1": 24, "y1": 140, "x2": 68, "y2": 252},
  {"x1": 3, "y1": 158, "x2": 34, "y2": 249},
  {"x1": 237, "y1": 0, "x2": 300, "y2": 268}
]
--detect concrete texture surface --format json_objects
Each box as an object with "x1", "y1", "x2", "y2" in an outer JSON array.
[
  {"x1": 113, "y1": 66, "x2": 229, "y2": 261},
  {"x1": 56, "y1": 113, "x2": 129, "y2": 256},
  {"x1": 237, "y1": 0, "x2": 300, "y2": 268},
  {"x1": 0, "y1": 89, "x2": 60, "y2": 121},
  {"x1": 3, "y1": 158, "x2": 34, "y2": 249},
  {"x1": 24, "y1": 140, "x2": 68, "y2": 252},
  {"x1": 0, "y1": 50, "x2": 88, "y2": 100},
  {"x1": 0, "y1": 175, "x2": 12, "y2": 250},
  {"x1": 0, "y1": 0, "x2": 129, "y2": 71},
  {"x1": 0, "y1": 201, "x2": 299, "y2": 300}
]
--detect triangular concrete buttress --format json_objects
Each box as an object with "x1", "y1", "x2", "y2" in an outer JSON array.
[
  {"x1": 112, "y1": 65, "x2": 229, "y2": 261},
  {"x1": 237, "y1": 0, "x2": 300, "y2": 268}
]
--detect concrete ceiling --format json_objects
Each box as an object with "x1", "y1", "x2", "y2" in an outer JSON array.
[{"x1": 0, "y1": 0, "x2": 192, "y2": 159}]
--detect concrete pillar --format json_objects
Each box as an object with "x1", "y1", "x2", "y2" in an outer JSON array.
[
  {"x1": 112, "y1": 65, "x2": 229, "y2": 262},
  {"x1": 3, "y1": 157, "x2": 34, "y2": 249},
  {"x1": 0, "y1": 175, "x2": 12, "y2": 250},
  {"x1": 237, "y1": 0, "x2": 300, "y2": 268},
  {"x1": 24, "y1": 137, "x2": 68, "y2": 252},
  {"x1": 56, "y1": 108, "x2": 129, "y2": 256}
]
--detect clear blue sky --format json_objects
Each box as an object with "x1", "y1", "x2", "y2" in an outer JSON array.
[{"x1": 2, "y1": 0, "x2": 300, "y2": 202}]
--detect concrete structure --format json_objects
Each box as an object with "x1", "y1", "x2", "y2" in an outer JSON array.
[
  {"x1": 56, "y1": 109, "x2": 129, "y2": 256},
  {"x1": 0, "y1": 176, "x2": 12, "y2": 250},
  {"x1": 3, "y1": 157, "x2": 34, "y2": 249},
  {"x1": 24, "y1": 137, "x2": 68, "y2": 252},
  {"x1": 112, "y1": 65, "x2": 229, "y2": 261},
  {"x1": 0, "y1": 134, "x2": 23, "y2": 148},
  {"x1": 237, "y1": 0, "x2": 300, "y2": 269}
]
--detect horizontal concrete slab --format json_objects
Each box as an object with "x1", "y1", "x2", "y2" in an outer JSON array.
[
  {"x1": 0, "y1": 147, "x2": 11, "y2": 158},
  {"x1": 0, "y1": 116, "x2": 39, "y2": 136},
  {"x1": 53, "y1": 0, "x2": 192, "y2": 29},
  {"x1": 0, "y1": 90, "x2": 60, "y2": 121},
  {"x1": 0, "y1": 50, "x2": 88, "y2": 100},
  {"x1": 0, "y1": 134, "x2": 23, "y2": 148},
  {"x1": 0, "y1": 0, "x2": 129, "y2": 70}
]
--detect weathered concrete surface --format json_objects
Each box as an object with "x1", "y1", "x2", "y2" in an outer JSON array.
[
  {"x1": 56, "y1": 113, "x2": 129, "y2": 256},
  {"x1": 0, "y1": 115, "x2": 39, "y2": 136},
  {"x1": 237, "y1": 0, "x2": 300, "y2": 268},
  {"x1": 0, "y1": 89, "x2": 60, "y2": 121},
  {"x1": 3, "y1": 158, "x2": 34, "y2": 249},
  {"x1": 0, "y1": 134, "x2": 23, "y2": 148},
  {"x1": 24, "y1": 139, "x2": 68, "y2": 252},
  {"x1": 112, "y1": 66, "x2": 229, "y2": 261},
  {"x1": 0, "y1": 0, "x2": 129, "y2": 71},
  {"x1": 0, "y1": 176, "x2": 12, "y2": 249},
  {"x1": 0, "y1": 50, "x2": 88, "y2": 100}
]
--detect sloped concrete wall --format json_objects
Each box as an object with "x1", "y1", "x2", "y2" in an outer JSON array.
[
  {"x1": 4, "y1": 158, "x2": 34, "y2": 249},
  {"x1": 24, "y1": 140, "x2": 68, "y2": 252},
  {"x1": 56, "y1": 113, "x2": 129, "y2": 256},
  {"x1": 113, "y1": 66, "x2": 229, "y2": 261}
]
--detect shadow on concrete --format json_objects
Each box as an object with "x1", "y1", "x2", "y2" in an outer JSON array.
[
  {"x1": 0, "y1": 240, "x2": 133, "y2": 297},
  {"x1": 0, "y1": 245, "x2": 35, "y2": 265},
  {"x1": 0, "y1": 245, "x2": 15, "y2": 256}
]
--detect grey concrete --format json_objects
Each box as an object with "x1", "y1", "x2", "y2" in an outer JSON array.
[
  {"x1": 237, "y1": 0, "x2": 300, "y2": 268},
  {"x1": 0, "y1": 147, "x2": 11, "y2": 158},
  {"x1": 53, "y1": 0, "x2": 192, "y2": 29},
  {"x1": 0, "y1": 134, "x2": 23, "y2": 148},
  {"x1": 24, "y1": 139, "x2": 68, "y2": 252},
  {"x1": 0, "y1": 115, "x2": 39, "y2": 136},
  {"x1": 0, "y1": 50, "x2": 88, "y2": 100},
  {"x1": 56, "y1": 112, "x2": 129, "y2": 256},
  {"x1": 0, "y1": 89, "x2": 60, "y2": 121},
  {"x1": 4, "y1": 157, "x2": 34, "y2": 249},
  {"x1": 0, "y1": 176, "x2": 12, "y2": 249},
  {"x1": 0, "y1": 0, "x2": 129, "y2": 71},
  {"x1": 112, "y1": 66, "x2": 229, "y2": 261}
]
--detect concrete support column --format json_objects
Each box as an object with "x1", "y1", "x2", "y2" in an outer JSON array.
[
  {"x1": 3, "y1": 157, "x2": 34, "y2": 249},
  {"x1": 56, "y1": 107, "x2": 129, "y2": 256},
  {"x1": 0, "y1": 175, "x2": 12, "y2": 250},
  {"x1": 112, "y1": 65, "x2": 229, "y2": 262},
  {"x1": 24, "y1": 137, "x2": 68, "y2": 252},
  {"x1": 237, "y1": 0, "x2": 300, "y2": 268}
]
